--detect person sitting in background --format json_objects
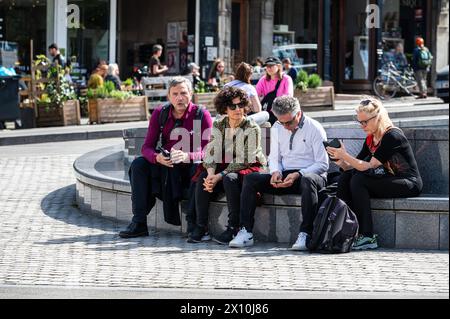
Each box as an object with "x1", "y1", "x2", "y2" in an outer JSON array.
[
  {"x1": 224, "y1": 62, "x2": 269, "y2": 126},
  {"x1": 252, "y1": 57, "x2": 265, "y2": 74},
  {"x1": 282, "y1": 58, "x2": 298, "y2": 83},
  {"x1": 105, "y1": 63, "x2": 122, "y2": 90},
  {"x1": 393, "y1": 43, "x2": 408, "y2": 72},
  {"x1": 187, "y1": 62, "x2": 203, "y2": 88},
  {"x1": 48, "y1": 43, "x2": 67, "y2": 68},
  {"x1": 208, "y1": 59, "x2": 226, "y2": 88},
  {"x1": 208, "y1": 59, "x2": 233, "y2": 88},
  {"x1": 256, "y1": 56, "x2": 294, "y2": 125},
  {"x1": 327, "y1": 98, "x2": 423, "y2": 250},
  {"x1": 87, "y1": 64, "x2": 108, "y2": 89}
]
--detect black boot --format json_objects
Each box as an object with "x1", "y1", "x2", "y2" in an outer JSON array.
[{"x1": 119, "y1": 222, "x2": 149, "y2": 238}]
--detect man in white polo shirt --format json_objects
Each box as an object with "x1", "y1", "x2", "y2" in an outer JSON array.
[{"x1": 229, "y1": 96, "x2": 329, "y2": 250}]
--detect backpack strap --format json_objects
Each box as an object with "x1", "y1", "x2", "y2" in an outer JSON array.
[
  {"x1": 157, "y1": 102, "x2": 172, "y2": 148},
  {"x1": 274, "y1": 78, "x2": 283, "y2": 94},
  {"x1": 195, "y1": 104, "x2": 205, "y2": 122},
  {"x1": 158, "y1": 103, "x2": 205, "y2": 148}
]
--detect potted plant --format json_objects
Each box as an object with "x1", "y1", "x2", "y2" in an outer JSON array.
[
  {"x1": 87, "y1": 80, "x2": 148, "y2": 124},
  {"x1": 193, "y1": 80, "x2": 218, "y2": 116},
  {"x1": 34, "y1": 56, "x2": 80, "y2": 127},
  {"x1": 294, "y1": 71, "x2": 335, "y2": 110}
]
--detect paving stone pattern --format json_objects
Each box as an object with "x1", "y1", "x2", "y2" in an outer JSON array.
[{"x1": 0, "y1": 142, "x2": 448, "y2": 295}]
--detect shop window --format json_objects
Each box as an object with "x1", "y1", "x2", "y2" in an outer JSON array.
[
  {"x1": 344, "y1": 0, "x2": 371, "y2": 80},
  {"x1": 0, "y1": 0, "x2": 47, "y2": 72},
  {"x1": 273, "y1": 0, "x2": 319, "y2": 74},
  {"x1": 381, "y1": 0, "x2": 427, "y2": 71},
  {"x1": 68, "y1": 0, "x2": 110, "y2": 86}
]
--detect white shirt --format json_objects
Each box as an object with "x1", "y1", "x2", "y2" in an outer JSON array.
[
  {"x1": 224, "y1": 80, "x2": 258, "y2": 98},
  {"x1": 268, "y1": 114, "x2": 329, "y2": 177}
]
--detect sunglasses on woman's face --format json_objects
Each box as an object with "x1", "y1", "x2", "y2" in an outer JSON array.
[{"x1": 228, "y1": 102, "x2": 246, "y2": 111}]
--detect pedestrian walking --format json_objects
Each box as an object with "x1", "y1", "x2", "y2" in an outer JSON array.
[{"x1": 412, "y1": 37, "x2": 433, "y2": 99}]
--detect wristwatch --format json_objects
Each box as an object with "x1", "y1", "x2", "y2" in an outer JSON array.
[{"x1": 220, "y1": 171, "x2": 228, "y2": 177}]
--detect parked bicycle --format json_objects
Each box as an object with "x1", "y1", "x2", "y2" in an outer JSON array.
[{"x1": 373, "y1": 61, "x2": 417, "y2": 100}]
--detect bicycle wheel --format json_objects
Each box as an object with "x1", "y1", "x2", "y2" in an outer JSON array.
[{"x1": 373, "y1": 75, "x2": 398, "y2": 100}]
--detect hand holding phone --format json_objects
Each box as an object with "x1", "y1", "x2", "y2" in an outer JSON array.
[
  {"x1": 323, "y1": 138, "x2": 342, "y2": 149},
  {"x1": 323, "y1": 139, "x2": 342, "y2": 162},
  {"x1": 157, "y1": 146, "x2": 171, "y2": 159}
]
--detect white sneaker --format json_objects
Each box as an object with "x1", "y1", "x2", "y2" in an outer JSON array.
[
  {"x1": 291, "y1": 232, "x2": 309, "y2": 251},
  {"x1": 229, "y1": 228, "x2": 254, "y2": 248}
]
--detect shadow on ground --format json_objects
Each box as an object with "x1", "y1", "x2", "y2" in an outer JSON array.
[{"x1": 38, "y1": 185, "x2": 447, "y2": 256}]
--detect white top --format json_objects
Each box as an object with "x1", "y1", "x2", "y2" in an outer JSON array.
[
  {"x1": 268, "y1": 114, "x2": 329, "y2": 177},
  {"x1": 224, "y1": 80, "x2": 258, "y2": 98}
]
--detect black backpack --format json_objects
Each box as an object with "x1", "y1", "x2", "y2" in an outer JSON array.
[{"x1": 307, "y1": 196, "x2": 359, "y2": 254}]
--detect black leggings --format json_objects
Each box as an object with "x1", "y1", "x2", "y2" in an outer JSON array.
[{"x1": 337, "y1": 170, "x2": 422, "y2": 237}]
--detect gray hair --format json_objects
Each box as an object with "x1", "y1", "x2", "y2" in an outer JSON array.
[
  {"x1": 107, "y1": 63, "x2": 119, "y2": 76},
  {"x1": 168, "y1": 76, "x2": 193, "y2": 94},
  {"x1": 272, "y1": 96, "x2": 301, "y2": 116},
  {"x1": 153, "y1": 44, "x2": 163, "y2": 53}
]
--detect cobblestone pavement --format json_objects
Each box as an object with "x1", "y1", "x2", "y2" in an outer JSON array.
[{"x1": 0, "y1": 139, "x2": 448, "y2": 297}]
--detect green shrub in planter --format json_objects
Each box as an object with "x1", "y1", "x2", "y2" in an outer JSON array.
[
  {"x1": 296, "y1": 70, "x2": 309, "y2": 92},
  {"x1": 87, "y1": 81, "x2": 136, "y2": 100},
  {"x1": 307, "y1": 74, "x2": 322, "y2": 89}
]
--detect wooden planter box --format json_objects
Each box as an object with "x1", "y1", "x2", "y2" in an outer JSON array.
[
  {"x1": 36, "y1": 100, "x2": 81, "y2": 127},
  {"x1": 193, "y1": 93, "x2": 217, "y2": 116},
  {"x1": 294, "y1": 86, "x2": 335, "y2": 111},
  {"x1": 88, "y1": 96, "x2": 148, "y2": 124}
]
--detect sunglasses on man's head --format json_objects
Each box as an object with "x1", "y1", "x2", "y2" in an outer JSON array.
[{"x1": 228, "y1": 102, "x2": 246, "y2": 111}]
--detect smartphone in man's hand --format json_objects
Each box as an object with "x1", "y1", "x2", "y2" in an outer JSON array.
[{"x1": 157, "y1": 146, "x2": 171, "y2": 159}]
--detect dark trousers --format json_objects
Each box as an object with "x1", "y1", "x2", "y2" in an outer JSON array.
[
  {"x1": 240, "y1": 171, "x2": 327, "y2": 233},
  {"x1": 129, "y1": 157, "x2": 192, "y2": 224},
  {"x1": 337, "y1": 170, "x2": 422, "y2": 237},
  {"x1": 195, "y1": 170, "x2": 241, "y2": 229}
]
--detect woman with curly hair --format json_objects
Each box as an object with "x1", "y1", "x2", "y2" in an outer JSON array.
[{"x1": 188, "y1": 86, "x2": 267, "y2": 245}]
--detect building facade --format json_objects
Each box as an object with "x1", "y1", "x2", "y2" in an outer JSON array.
[{"x1": 0, "y1": 0, "x2": 448, "y2": 92}]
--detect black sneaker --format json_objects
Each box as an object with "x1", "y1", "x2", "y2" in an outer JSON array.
[
  {"x1": 119, "y1": 222, "x2": 149, "y2": 239},
  {"x1": 213, "y1": 227, "x2": 238, "y2": 245},
  {"x1": 187, "y1": 226, "x2": 211, "y2": 243}
]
